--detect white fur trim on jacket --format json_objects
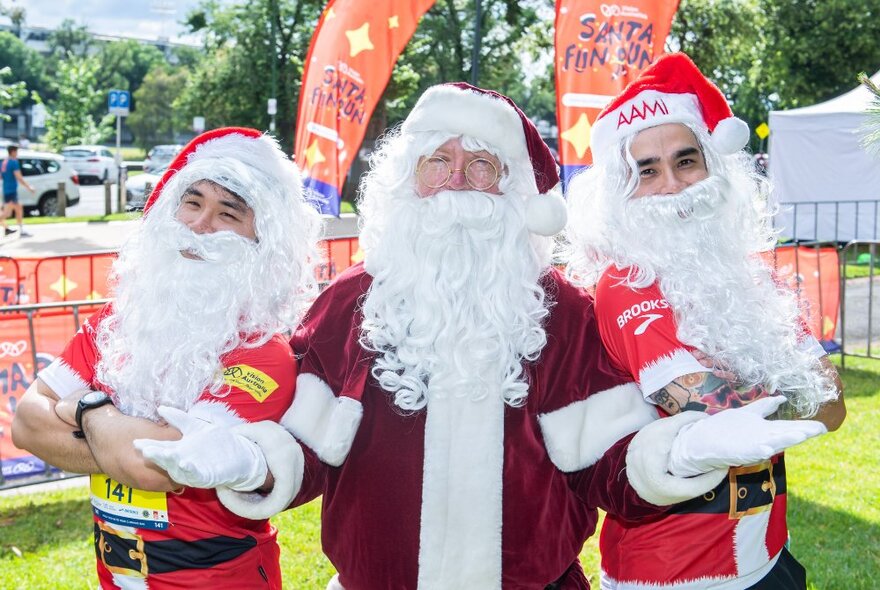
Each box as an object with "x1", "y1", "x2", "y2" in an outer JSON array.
[
  {"x1": 625, "y1": 411, "x2": 728, "y2": 506},
  {"x1": 216, "y1": 420, "x2": 304, "y2": 520},
  {"x1": 538, "y1": 383, "x2": 659, "y2": 472},
  {"x1": 282, "y1": 373, "x2": 363, "y2": 467}
]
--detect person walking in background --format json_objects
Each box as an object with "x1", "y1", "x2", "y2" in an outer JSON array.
[
  {"x1": 564, "y1": 52, "x2": 845, "y2": 589},
  {"x1": 1, "y1": 144, "x2": 35, "y2": 237}
]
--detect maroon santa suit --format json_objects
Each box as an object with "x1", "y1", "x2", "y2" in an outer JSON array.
[{"x1": 229, "y1": 263, "x2": 667, "y2": 589}]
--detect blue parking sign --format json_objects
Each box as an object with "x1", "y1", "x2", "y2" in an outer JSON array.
[{"x1": 108, "y1": 90, "x2": 131, "y2": 116}]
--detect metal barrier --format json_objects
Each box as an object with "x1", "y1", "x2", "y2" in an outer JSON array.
[
  {"x1": 777, "y1": 199, "x2": 880, "y2": 243},
  {"x1": 839, "y1": 240, "x2": 880, "y2": 368}
]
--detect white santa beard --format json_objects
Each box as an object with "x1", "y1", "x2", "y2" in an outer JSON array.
[
  {"x1": 361, "y1": 188, "x2": 549, "y2": 411},
  {"x1": 613, "y1": 176, "x2": 837, "y2": 416},
  {"x1": 96, "y1": 218, "x2": 264, "y2": 420}
]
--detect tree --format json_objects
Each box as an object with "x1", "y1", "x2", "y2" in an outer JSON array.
[
  {"x1": 39, "y1": 55, "x2": 114, "y2": 150},
  {"x1": 0, "y1": 66, "x2": 26, "y2": 122},
  {"x1": 669, "y1": 0, "x2": 880, "y2": 149},
  {"x1": 128, "y1": 66, "x2": 189, "y2": 150},
  {"x1": 47, "y1": 18, "x2": 92, "y2": 58},
  {"x1": 177, "y1": 0, "x2": 325, "y2": 151},
  {"x1": 95, "y1": 40, "x2": 166, "y2": 101},
  {"x1": 0, "y1": 32, "x2": 49, "y2": 103},
  {"x1": 0, "y1": 1, "x2": 26, "y2": 38}
]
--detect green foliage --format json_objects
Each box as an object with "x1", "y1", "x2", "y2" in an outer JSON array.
[
  {"x1": 47, "y1": 18, "x2": 92, "y2": 58},
  {"x1": 176, "y1": 0, "x2": 325, "y2": 151},
  {"x1": 670, "y1": 0, "x2": 880, "y2": 150},
  {"x1": 94, "y1": 40, "x2": 165, "y2": 100},
  {"x1": 39, "y1": 55, "x2": 114, "y2": 151},
  {"x1": 858, "y1": 72, "x2": 880, "y2": 157},
  {"x1": 0, "y1": 32, "x2": 49, "y2": 103},
  {"x1": 0, "y1": 65, "x2": 27, "y2": 121},
  {"x1": 386, "y1": 0, "x2": 552, "y2": 124},
  {"x1": 127, "y1": 66, "x2": 189, "y2": 150}
]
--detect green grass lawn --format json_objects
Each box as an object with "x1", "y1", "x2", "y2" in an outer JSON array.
[{"x1": 1, "y1": 356, "x2": 877, "y2": 588}]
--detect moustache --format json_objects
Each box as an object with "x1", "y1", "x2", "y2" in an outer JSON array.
[{"x1": 163, "y1": 221, "x2": 256, "y2": 264}]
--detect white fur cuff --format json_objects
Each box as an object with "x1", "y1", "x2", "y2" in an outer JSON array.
[
  {"x1": 539, "y1": 383, "x2": 658, "y2": 472},
  {"x1": 626, "y1": 412, "x2": 727, "y2": 506},
  {"x1": 283, "y1": 373, "x2": 363, "y2": 466},
  {"x1": 216, "y1": 421, "x2": 304, "y2": 520}
]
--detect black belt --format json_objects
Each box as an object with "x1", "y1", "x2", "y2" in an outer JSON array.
[
  {"x1": 94, "y1": 521, "x2": 257, "y2": 578},
  {"x1": 674, "y1": 456, "x2": 787, "y2": 519}
]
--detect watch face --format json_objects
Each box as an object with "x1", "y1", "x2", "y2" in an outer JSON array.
[{"x1": 81, "y1": 390, "x2": 109, "y2": 405}]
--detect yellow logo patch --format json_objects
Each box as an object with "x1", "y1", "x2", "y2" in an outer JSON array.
[{"x1": 223, "y1": 364, "x2": 279, "y2": 402}]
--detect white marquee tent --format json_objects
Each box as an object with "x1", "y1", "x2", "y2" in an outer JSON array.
[{"x1": 769, "y1": 69, "x2": 880, "y2": 242}]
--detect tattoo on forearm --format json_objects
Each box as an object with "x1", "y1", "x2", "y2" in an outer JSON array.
[{"x1": 648, "y1": 371, "x2": 768, "y2": 415}]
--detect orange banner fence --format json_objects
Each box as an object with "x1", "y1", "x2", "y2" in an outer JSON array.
[{"x1": 0, "y1": 236, "x2": 361, "y2": 486}]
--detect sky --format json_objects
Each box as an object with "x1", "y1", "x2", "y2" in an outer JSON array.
[{"x1": 2, "y1": 0, "x2": 216, "y2": 44}]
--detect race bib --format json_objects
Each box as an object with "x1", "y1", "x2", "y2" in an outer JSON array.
[
  {"x1": 90, "y1": 474, "x2": 169, "y2": 530},
  {"x1": 223, "y1": 364, "x2": 279, "y2": 402}
]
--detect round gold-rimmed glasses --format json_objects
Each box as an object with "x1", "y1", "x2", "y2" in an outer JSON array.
[{"x1": 417, "y1": 156, "x2": 500, "y2": 191}]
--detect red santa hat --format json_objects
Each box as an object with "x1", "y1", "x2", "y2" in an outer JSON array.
[
  {"x1": 401, "y1": 82, "x2": 567, "y2": 236},
  {"x1": 589, "y1": 53, "x2": 750, "y2": 165},
  {"x1": 144, "y1": 126, "x2": 292, "y2": 215}
]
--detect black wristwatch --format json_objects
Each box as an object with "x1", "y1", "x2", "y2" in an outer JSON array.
[{"x1": 74, "y1": 391, "x2": 114, "y2": 436}]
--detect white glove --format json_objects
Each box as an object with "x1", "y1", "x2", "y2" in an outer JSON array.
[
  {"x1": 668, "y1": 396, "x2": 827, "y2": 477},
  {"x1": 133, "y1": 406, "x2": 268, "y2": 492}
]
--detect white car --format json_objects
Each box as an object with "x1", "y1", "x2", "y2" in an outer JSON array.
[
  {"x1": 61, "y1": 145, "x2": 119, "y2": 184},
  {"x1": 1, "y1": 148, "x2": 81, "y2": 216},
  {"x1": 125, "y1": 168, "x2": 162, "y2": 211}
]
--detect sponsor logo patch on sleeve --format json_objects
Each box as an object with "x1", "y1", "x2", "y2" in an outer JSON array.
[{"x1": 223, "y1": 364, "x2": 279, "y2": 402}]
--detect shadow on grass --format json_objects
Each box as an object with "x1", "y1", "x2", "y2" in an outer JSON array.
[
  {"x1": 788, "y1": 494, "x2": 880, "y2": 589},
  {"x1": 835, "y1": 364, "x2": 880, "y2": 398},
  {"x1": 0, "y1": 497, "x2": 92, "y2": 555}
]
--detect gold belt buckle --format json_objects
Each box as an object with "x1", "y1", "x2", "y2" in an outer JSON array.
[
  {"x1": 728, "y1": 459, "x2": 776, "y2": 519},
  {"x1": 97, "y1": 521, "x2": 149, "y2": 578}
]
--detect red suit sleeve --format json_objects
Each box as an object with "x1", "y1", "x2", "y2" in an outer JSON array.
[{"x1": 594, "y1": 268, "x2": 706, "y2": 396}]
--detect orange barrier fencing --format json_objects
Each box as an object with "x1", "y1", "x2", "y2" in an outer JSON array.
[{"x1": 0, "y1": 236, "x2": 362, "y2": 485}]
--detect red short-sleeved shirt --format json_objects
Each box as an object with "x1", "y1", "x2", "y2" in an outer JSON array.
[{"x1": 39, "y1": 304, "x2": 296, "y2": 589}]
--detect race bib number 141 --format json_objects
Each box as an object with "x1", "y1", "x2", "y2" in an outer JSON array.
[{"x1": 89, "y1": 474, "x2": 169, "y2": 530}]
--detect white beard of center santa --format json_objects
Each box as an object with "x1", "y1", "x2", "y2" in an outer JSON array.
[{"x1": 361, "y1": 187, "x2": 551, "y2": 412}]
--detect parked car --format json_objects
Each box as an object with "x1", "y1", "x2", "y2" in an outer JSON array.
[
  {"x1": 125, "y1": 167, "x2": 163, "y2": 211},
  {"x1": 1, "y1": 148, "x2": 81, "y2": 216},
  {"x1": 61, "y1": 145, "x2": 119, "y2": 184},
  {"x1": 144, "y1": 144, "x2": 183, "y2": 174}
]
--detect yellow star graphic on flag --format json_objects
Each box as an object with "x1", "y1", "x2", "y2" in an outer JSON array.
[
  {"x1": 351, "y1": 247, "x2": 364, "y2": 264},
  {"x1": 304, "y1": 139, "x2": 327, "y2": 170},
  {"x1": 560, "y1": 113, "x2": 592, "y2": 159},
  {"x1": 325, "y1": 7, "x2": 336, "y2": 20},
  {"x1": 346, "y1": 22, "x2": 375, "y2": 58},
  {"x1": 86, "y1": 290, "x2": 103, "y2": 300},
  {"x1": 50, "y1": 274, "x2": 78, "y2": 298},
  {"x1": 388, "y1": 15, "x2": 399, "y2": 29}
]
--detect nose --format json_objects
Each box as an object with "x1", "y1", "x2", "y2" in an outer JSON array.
[
  {"x1": 660, "y1": 168, "x2": 689, "y2": 195},
  {"x1": 446, "y1": 155, "x2": 470, "y2": 191},
  {"x1": 187, "y1": 211, "x2": 216, "y2": 234}
]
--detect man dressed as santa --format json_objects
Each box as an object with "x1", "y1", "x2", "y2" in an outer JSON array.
[
  {"x1": 564, "y1": 53, "x2": 845, "y2": 589},
  {"x1": 138, "y1": 84, "x2": 828, "y2": 589},
  {"x1": 12, "y1": 127, "x2": 321, "y2": 589}
]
